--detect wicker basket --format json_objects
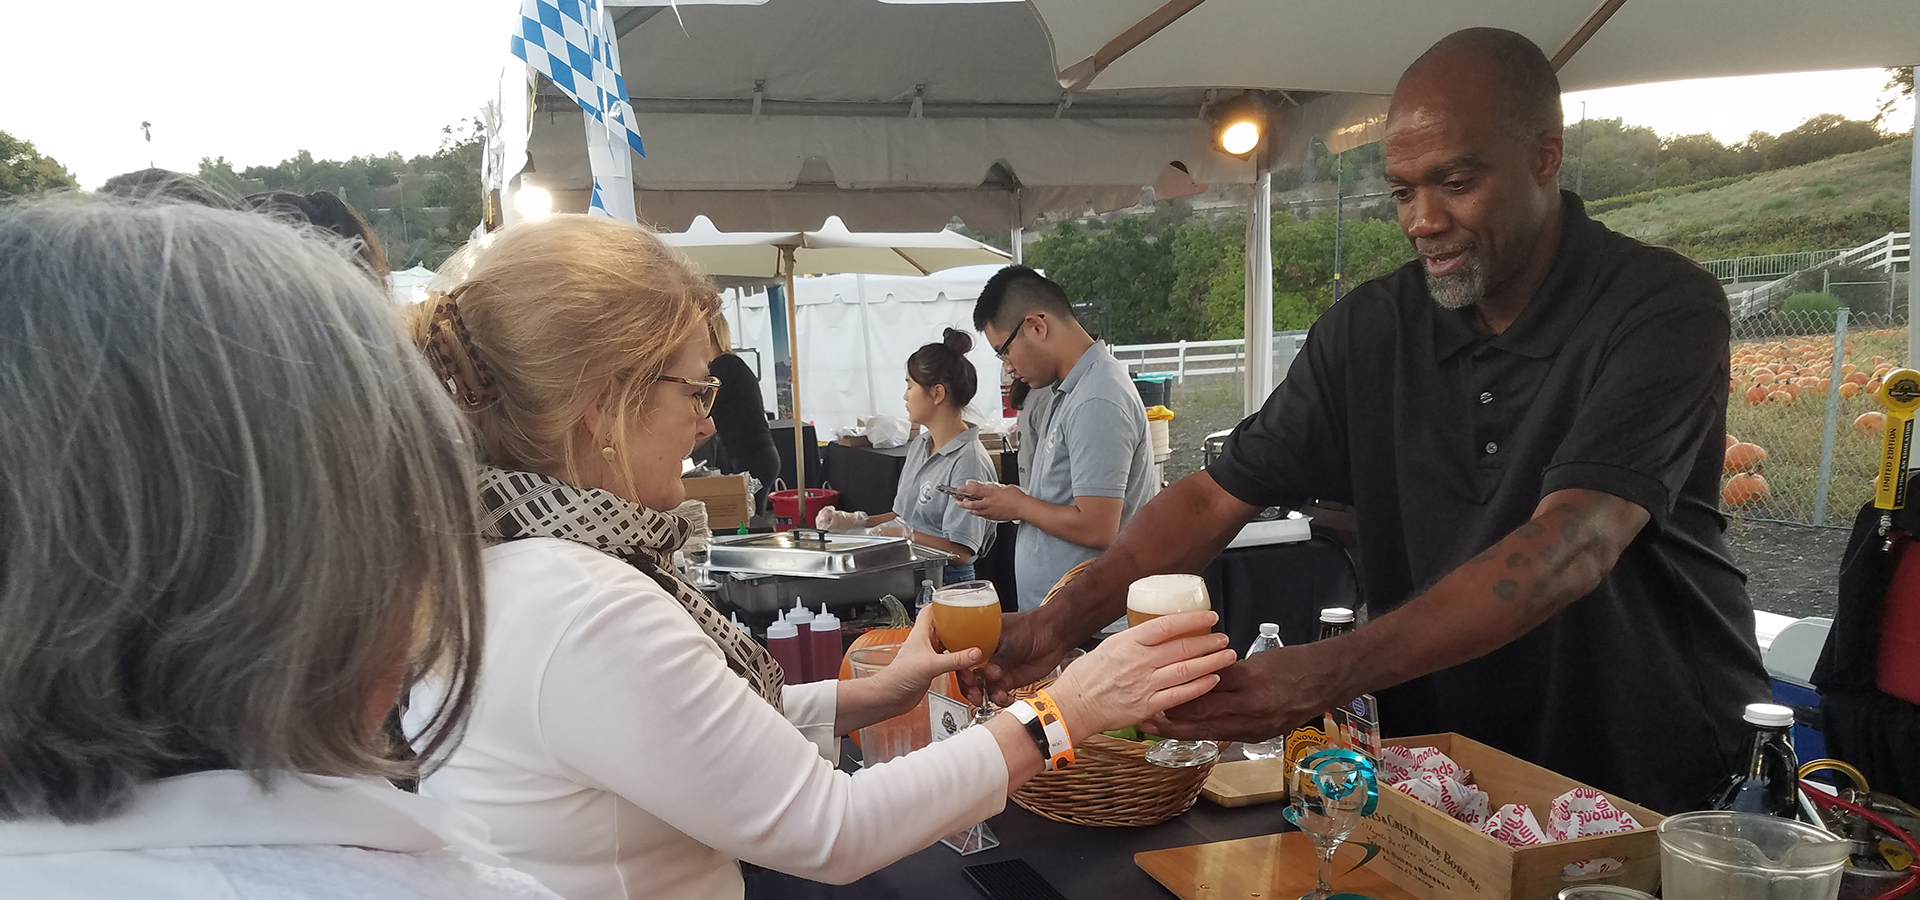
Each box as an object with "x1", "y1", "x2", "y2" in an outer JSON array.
[
  {"x1": 1007, "y1": 562, "x2": 1217, "y2": 827},
  {"x1": 1010, "y1": 730, "x2": 1216, "y2": 827}
]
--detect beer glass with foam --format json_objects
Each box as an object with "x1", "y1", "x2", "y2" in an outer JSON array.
[
  {"x1": 932, "y1": 580, "x2": 1002, "y2": 725},
  {"x1": 1127, "y1": 574, "x2": 1221, "y2": 767}
]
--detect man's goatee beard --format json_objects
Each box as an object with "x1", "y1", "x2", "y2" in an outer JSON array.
[{"x1": 1425, "y1": 253, "x2": 1487, "y2": 310}]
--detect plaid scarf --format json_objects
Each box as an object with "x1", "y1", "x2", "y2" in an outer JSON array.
[{"x1": 476, "y1": 466, "x2": 784, "y2": 710}]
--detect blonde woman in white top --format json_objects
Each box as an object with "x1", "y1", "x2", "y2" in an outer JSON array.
[
  {"x1": 0, "y1": 199, "x2": 554, "y2": 900},
  {"x1": 404, "y1": 216, "x2": 1235, "y2": 900}
]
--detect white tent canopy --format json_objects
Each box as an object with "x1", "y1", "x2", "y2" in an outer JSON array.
[
  {"x1": 1026, "y1": 0, "x2": 1920, "y2": 95},
  {"x1": 520, "y1": 0, "x2": 1384, "y2": 231},
  {"x1": 720, "y1": 266, "x2": 1007, "y2": 436}
]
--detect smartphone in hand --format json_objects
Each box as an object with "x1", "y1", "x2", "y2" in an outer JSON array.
[{"x1": 937, "y1": 483, "x2": 982, "y2": 502}]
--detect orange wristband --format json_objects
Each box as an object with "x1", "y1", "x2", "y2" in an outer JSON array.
[{"x1": 1027, "y1": 689, "x2": 1076, "y2": 770}]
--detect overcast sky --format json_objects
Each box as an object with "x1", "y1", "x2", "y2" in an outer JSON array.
[{"x1": 5, "y1": 1, "x2": 1912, "y2": 189}]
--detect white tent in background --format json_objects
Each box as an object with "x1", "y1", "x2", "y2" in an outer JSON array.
[
  {"x1": 660, "y1": 215, "x2": 1010, "y2": 501},
  {"x1": 388, "y1": 265, "x2": 436, "y2": 304},
  {"x1": 719, "y1": 266, "x2": 1005, "y2": 437}
]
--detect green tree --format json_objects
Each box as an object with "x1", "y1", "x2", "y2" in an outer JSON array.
[
  {"x1": 1, "y1": 131, "x2": 78, "y2": 199},
  {"x1": 1879, "y1": 67, "x2": 1915, "y2": 124},
  {"x1": 1270, "y1": 210, "x2": 1413, "y2": 329},
  {"x1": 1767, "y1": 114, "x2": 1890, "y2": 169}
]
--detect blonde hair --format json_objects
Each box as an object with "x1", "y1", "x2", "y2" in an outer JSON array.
[{"x1": 409, "y1": 216, "x2": 721, "y2": 491}]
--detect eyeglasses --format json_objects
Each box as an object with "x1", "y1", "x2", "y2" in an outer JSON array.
[
  {"x1": 657, "y1": 374, "x2": 722, "y2": 417},
  {"x1": 994, "y1": 319, "x2": 1027, "y2": 360}
]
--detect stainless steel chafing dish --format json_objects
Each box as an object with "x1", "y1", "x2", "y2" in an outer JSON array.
[
  {"x1": 706, "y1": 529, "x2": 915, "y2": 577},
  {"x1": 702, "y1": 530, "x2": 953, "y2": 613}
]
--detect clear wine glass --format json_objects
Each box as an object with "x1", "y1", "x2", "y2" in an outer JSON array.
[
  {"x1": 1286, "y1": 756, "x2": 1370, "y2": 900},
  {"x1": 1126, "y1": 574, "x2": 1220, "y2": 768},
  {"x1": 929, "y1": 580, "x2": 1004, "y2": 855}
]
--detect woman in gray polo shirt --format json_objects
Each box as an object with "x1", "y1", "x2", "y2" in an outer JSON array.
[{"x1": 817, "y1": 329, "x2": 996, "y2": 584}]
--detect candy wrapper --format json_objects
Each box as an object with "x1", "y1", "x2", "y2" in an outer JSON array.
[
  {"x1": 1478, "y1": 789, "x2": 1642, "y2": 877},
  {"x1": 1547, "y1": 788, "x2": 1641, "y2": 877},
  {"x1": 1391, "y1": 772, "x2": 1491, "y2": 827},
  {"x1": 1481, "y1": 803, "x2": 1548, "y2": 846},
  {"x1": 1379, "y1": 745, "x2": 1473, "y2": 785}
]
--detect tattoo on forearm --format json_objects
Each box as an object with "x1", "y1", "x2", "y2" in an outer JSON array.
[
  {"x1": 1505, "y1": 552, "x2": 1528, "y2": 569},
  {"x1": 1492, "y1": 579, "x2": 1519, "y2": 602}
]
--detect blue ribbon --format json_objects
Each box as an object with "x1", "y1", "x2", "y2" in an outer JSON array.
[{"x1": 1302, "y1": 748, "x2": 1379, "y2": 816}]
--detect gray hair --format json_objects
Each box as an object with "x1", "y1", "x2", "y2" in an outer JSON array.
[{"x1": 0, "y1": 198, "x2": 484, "y2": 823}]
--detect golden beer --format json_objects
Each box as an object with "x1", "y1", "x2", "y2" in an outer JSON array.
[{"x1": 931, "y1": 581, "x2": 1001, "y2": 666}]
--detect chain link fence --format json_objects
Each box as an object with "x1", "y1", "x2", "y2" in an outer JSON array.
[{"x1": 1724, "y1": 272, "x2": 1907, "y2": 527}]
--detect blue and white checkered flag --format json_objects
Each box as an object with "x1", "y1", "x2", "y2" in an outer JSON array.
[{"x1": 511, "y1": 0, "x2": 645, "y2": 163}]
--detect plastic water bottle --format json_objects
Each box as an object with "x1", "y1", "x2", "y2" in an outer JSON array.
[{"x1": 1240, "y1": 624, "x2": 1287, "y2": 760}]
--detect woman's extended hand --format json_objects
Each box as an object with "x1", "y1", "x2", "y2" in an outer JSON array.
[
  {"x1": 1043, "y1": 611, "x2": 1235, "y2": 740},
  {"x1": 874, "y1": 606, "x2": 982, "y2": 717}
]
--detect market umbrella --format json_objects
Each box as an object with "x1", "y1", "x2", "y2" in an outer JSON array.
[{"x1": 662, "y1": 217, "x2": 1011, "y2": 520}]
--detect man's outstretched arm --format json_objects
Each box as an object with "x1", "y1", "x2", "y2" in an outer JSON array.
[{"x1": 1149, "y1": 488, "x2": 1648, "y2": 741}]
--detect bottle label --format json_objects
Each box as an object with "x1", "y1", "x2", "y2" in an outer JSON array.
[{"x1": 1282, "y1": 723, "x2": 1327, "y2": 773}]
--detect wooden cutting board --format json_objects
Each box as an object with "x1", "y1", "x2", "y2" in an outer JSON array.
[
  {"x1": 1199, "y1": 757, "x2": 1292, "y2": 807},
  {"x1": 1134, "y1": 832, "x2": 1417, "y2": 900}
]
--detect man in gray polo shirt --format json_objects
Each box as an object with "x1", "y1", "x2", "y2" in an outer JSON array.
[{"x1": 958, "y1": 266, "x2": 1158, "y2": 612}]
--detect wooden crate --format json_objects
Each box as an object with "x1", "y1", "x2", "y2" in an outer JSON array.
[{"x1": 1352, "y1": 733, "x2": 1664, "y2": 900}]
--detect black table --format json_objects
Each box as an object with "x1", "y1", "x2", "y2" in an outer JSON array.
[{"x1": 745, "y1": 743, "x2": 1291, "y2": 900}]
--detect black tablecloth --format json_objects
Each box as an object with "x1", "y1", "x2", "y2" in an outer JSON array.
[
  {"x1": 744, "y1": 743, "x2": 1290, "y2": 900},
  {"x1": 1204, "y1": 536, "x2": 1361, "y2": 655},
  {"x1": 822, "y1": 442, "x2": 910, "y2": 515}
]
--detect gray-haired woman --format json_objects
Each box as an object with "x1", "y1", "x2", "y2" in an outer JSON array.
[{"x1": 0, "y1": 199, "x2": 561, "y2": 900}]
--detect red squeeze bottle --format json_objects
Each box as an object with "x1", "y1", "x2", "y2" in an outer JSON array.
[
  {"x1": 765, "y1": 616, "x2": 804, "y2": 684},
  {"x1": 808, "y1": 604, "x2": 843, "y2": 685}
]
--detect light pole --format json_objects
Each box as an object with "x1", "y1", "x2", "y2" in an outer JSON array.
[
  {"x1": 1333, "y1": 149, "x2": 1346, "y2": 301},
  {"x1": 1575, "y1": 102, "x2": 1587, "y2": 196}
]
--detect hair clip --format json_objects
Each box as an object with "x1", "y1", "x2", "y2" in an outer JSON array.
[{"x1": 423, "y1": 292, "x2": 499, "y2": 411}]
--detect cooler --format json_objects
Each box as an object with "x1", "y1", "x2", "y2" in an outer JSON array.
[{"x1": 1761, "y1": 614, "x2": 1830, "y2": 762}]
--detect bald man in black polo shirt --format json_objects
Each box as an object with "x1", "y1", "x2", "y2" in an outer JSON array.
[{"x1": 980, "y1": 28, "x2": 1770, "y2": 813}]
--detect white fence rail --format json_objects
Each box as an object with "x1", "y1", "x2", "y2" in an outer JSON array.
[
  {"x1": 1703, "y1": 232, "x2": 1909, "y2": 285},
  {"x1": 1110, "y1": 332, "x2": 1310, "y2": 382},
  {"x1": 1728, "y1": 231, "x2": 1910, "y2": 321}
]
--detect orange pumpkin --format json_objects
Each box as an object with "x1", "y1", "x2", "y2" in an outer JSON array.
[
  {"x1": 1723, "y1": 473, "x2": 1771, "y2": 509},
  {"x1": 1855, "y1": 411, "x2": 1887, "y2": 437},
  {"x1": 1867, "y1": 378, "x2": 1883, "y2": 396},
  {"x1": 1841, "y1": 382, "x2": 1860, "y2": 399},
  {"x1": 1768, "y1": 389, "x2": 1794, "y2": 405},
  {"x1": 1725, "y1": 442, "x2": 1769, "y2": 474},
  {"x1": 1745, "y1": 385, "x2": 1770, "y2": 405},
  {"x1": 838, "y1": 627, "x2": 914, "y2": 681},
  {"x1": 1844, "y1": 373, "x2": 1871, "y2": 387},
  {"x1": 1725, "y1": 434, "x2": 1739, "y2": 451}
]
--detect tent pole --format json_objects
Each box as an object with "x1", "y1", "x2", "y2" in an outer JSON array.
[
  {"x1": 1908, "y1": 99, "x2": 1918, "y2": 372},
  {"x1": 1011, "y1": 226, "x2": 1024, "y2": 265},
  {"x1": 1243, "y1": 167, "x2": 1275, "y2": 416},
  {"x1": 784, "y1": 247, "x2": 810, "y2": 525}
]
